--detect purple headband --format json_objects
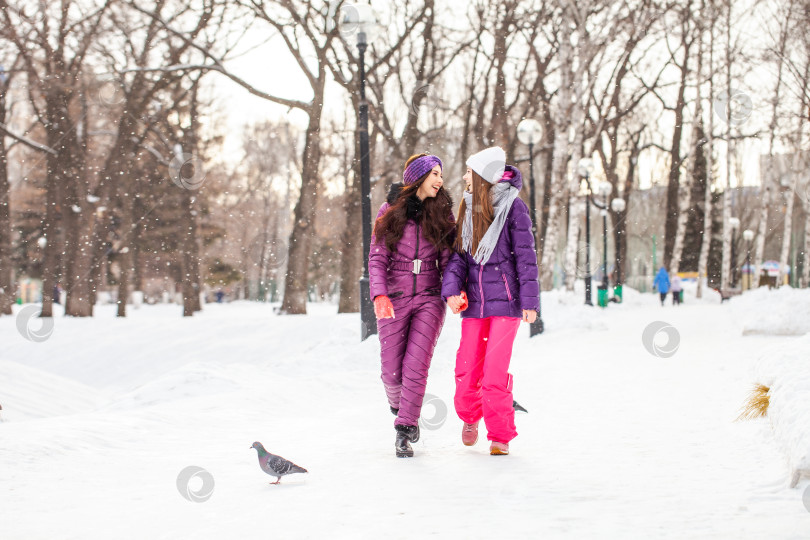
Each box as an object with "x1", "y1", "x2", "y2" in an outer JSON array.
[{"x1": 403, "y1": 155, "x2": 442, "y2": 186}]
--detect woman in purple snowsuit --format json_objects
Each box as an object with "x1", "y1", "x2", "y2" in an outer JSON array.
[{"x1": 369, "y1": 153, "x2": 455, "y2": 458}]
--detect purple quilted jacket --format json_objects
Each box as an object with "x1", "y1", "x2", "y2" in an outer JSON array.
[
  {"x1": 440, "y1": 165, "x2": 540, "y2": 318},
  {"x1": 369, "y1": 193, "x2": 454, "y2": 300}
]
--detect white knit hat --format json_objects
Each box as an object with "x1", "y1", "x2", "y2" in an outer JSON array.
[{"x1": 466, "y1": 146, "x2": 506, "y2": 184}]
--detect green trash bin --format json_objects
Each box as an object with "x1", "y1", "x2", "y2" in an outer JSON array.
[
  {"x1": 597, "y1": 285, "x2": 608, "y2": 307},
  {"x1": 613, "y1": 284, "x2": 623, "y2": 303}
]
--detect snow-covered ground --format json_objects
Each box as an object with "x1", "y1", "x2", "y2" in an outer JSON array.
[{"x1": 1, "y1": 286, "x2": 809, "y2": 539}]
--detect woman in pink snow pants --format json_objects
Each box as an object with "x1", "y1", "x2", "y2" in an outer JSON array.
[
  {"x1": 441, "y1": 146, "x2": 539, "y2": 456},
  {"x1": 369, "y1": 153, "x2": 456, "y2": 458}
]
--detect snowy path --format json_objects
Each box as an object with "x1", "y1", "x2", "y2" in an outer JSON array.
[{"x1": 1, "y1": 292, "x2": 808, "y2": 539}]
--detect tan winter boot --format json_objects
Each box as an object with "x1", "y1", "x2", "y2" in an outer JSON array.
[
  {"x1": 462, "y1": 421, "x2": 479, "y2": 446},
  {"x1": 489, "y1": 441, "x2": 509, "y2": 455}
]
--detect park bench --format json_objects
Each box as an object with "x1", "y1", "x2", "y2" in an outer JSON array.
[{"x1": 714, "y1": 287, "x2": 742, "y2": 302}]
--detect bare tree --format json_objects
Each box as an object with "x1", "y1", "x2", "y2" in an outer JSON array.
[
  {"x1": 540, "y1": 0, "x2": 609, "y2": 289},
  {"x1": 0, "y1": 57, "x2": 17, "y2": 315},
  {"x1": 102, "y1": 0, "x2": 220, "y2": 317},
  {"x1": 0, "y1": 0, "x2": 115, "y2": 317},
  {"x1": 753, "y1": 0, "x2": 796, "y2": 288}
]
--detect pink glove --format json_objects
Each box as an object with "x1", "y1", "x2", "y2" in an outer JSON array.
[{"x1": 374, "y1": 296, "x2": 395, "y2": 319}]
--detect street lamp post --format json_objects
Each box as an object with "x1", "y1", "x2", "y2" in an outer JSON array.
[
  {"x1": 729, "y1": 217, "x2": 740, "y2": 289},
  {"x1": 577, "y1": 158, "x2": 594, "y2": 306},
  {"x1": 743, "y1": 228, "x2": 754, "y2": 291},
  {"x1": 517, "y1": 119, "x2": 545, "y2": 336},
  {"x1": 345, "y1": 6, "x2": 379, "y2": 341},
  {"x1": 610, "y1": 197, "x2": 626, "y2": 302},
  {"x1": 596, "y1": 180, "x2": 612, "y2": 307}
]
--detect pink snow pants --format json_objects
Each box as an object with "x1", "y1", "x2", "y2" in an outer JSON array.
[{"x1": 454, "y1": 316, "x2": 520, "y2": 444}]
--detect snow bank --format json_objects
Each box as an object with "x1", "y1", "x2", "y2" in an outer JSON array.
[
  {"x1": 729, "y1": 286, "x2": 810, "y2": 336},
  {"x1": 0, "y1": 359, "x2": 105, "y2": 421},
  {"x1": 752, "y1": 333, "x2": 810, "y2": 487}
]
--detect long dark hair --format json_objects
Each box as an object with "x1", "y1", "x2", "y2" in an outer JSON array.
[
  {"x1": 373, "y1": 153, "x2": 455, "y2": 253},
  {"x1": 454, "y1": 171, "x2": 494, "y2": 254}
]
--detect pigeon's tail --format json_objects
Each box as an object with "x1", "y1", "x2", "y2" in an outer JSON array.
[
  {"x1": 290, "y1": 464, "x2": 308, "y2": 474},
  {"x1": 513, "y1": 400, "x2": 528, "y2": 413}
]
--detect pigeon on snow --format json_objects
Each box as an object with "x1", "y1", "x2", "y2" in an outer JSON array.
[{"x1": 251, "y1": 441, "x2": 308, "y2": 484}]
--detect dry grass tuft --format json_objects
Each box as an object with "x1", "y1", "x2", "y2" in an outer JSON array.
[{"x1": 736, "y1": 384, "x2": 770, "y2": 421}]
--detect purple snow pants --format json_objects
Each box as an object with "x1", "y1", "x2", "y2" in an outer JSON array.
[{"x1": 378, "y1": 293, "x2": 446, "y2": 427}]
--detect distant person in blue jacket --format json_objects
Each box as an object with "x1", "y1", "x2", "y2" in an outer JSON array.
[{"x1": 653, "y1": 267, "x2": 670, "y2": 306}]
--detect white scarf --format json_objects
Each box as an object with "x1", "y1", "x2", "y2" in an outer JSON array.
[{"x1": 461, "y1": 182, "x2": 519, "y2": 265}]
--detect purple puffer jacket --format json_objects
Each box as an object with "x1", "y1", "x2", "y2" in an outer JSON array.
[
  {"x1": 369, "y1": 190, "x2": 454, "y2": 300},
  {"x1": 440, "y1": 165, "x2": 540, "y2": 318}
]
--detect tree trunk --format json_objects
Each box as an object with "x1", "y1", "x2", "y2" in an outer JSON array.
[
  {"x1": 539, "y1": 12, "x2": 572, "y2": 289},
  {"x1": 754, "y1": 1, "x2": 793, "y2": 288},
  {"x1": 41, "y1": 89, "x2": 73, "y2": 318},
  {"x1": 64, "y1": 216, "x2": 95, "y2": 317},
  {"x1": 697, "y1": 2, "x2": 715, "y2": 297},
  {"x1": 612, "y1": 146, "x2": 637, "y2": 288},
  {"x1": 488, "y1": 6, "x2": 513, "y2": 151},
  {"x1": 696, "y1": 130, "x2": 713, "y2": 297},
  {"x1": 803, "y1": 201, "x2": 810, "y2": 288},
  {"x1": 181, "y1": 186, "x2": 202, "y2": 316},
  {"x1": 338, "y1": 130, "x2": 362, "y2": 313},
  {"x1": 562, "y1": 108, "x2": 586, "y2": 292},
  {"x1": 0, "y1": 80, "x2": 12, "y2": 315},
  {"x1": 281, "y1": 93, "x2": 324, "y2": 314},
  {"x1": 778, "y1": 177, "x2": 797, "y2": 288},
  {"x1": 669, "y1": 171, "x2": 694, "y2": 275},
  {"x1": 539, "y1": 133, "x2": 569, "y2": 290},
  {"x1": 720, "y1": 189, "x2": 732, "y2": 291},
  {"x1": 678, "y1": 11, "x2": 704, "y2": 281},
  {"x1": 720, "y1": 1, "x2": 734, "y2": 292},
  {"x1": 115, "y1": 173, "x2": 135, "y2": 317},
  {"x1": 63, "y1": 98, "x2": 93, "y2": 318},
  {"x1": 663, "y1": 38, "x2": 691, "y2": 269},
  {"x1": 537, "y1": 140, "x2": 554, "y2": 264}
]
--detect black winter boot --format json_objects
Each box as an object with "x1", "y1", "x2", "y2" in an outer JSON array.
[{"x1": 394, "y1": 424, "x2": 419, "y2": 458}]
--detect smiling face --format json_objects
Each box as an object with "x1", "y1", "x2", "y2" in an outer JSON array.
[
  {"x1": 463, "y1": 167, "x2": 473, "y2": 192},
  {"x1": 415, "y1": 164, "x2": 443, "y2": 200}
]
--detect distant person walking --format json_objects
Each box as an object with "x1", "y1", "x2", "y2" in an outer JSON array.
[
  {"x1": 653, "y1": 267, "x2": 670, "y2": 307},
  {"x1": 670, "y1": 274, "x2": 682, "y2": 306}
]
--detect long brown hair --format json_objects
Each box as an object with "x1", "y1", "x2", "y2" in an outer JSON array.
[
  {"x1": 373, "y1": 153, "x2": 455, "y2": 252},
  {"x1": 454, "y1": 171, "x2": 494, "y2": 254}
]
